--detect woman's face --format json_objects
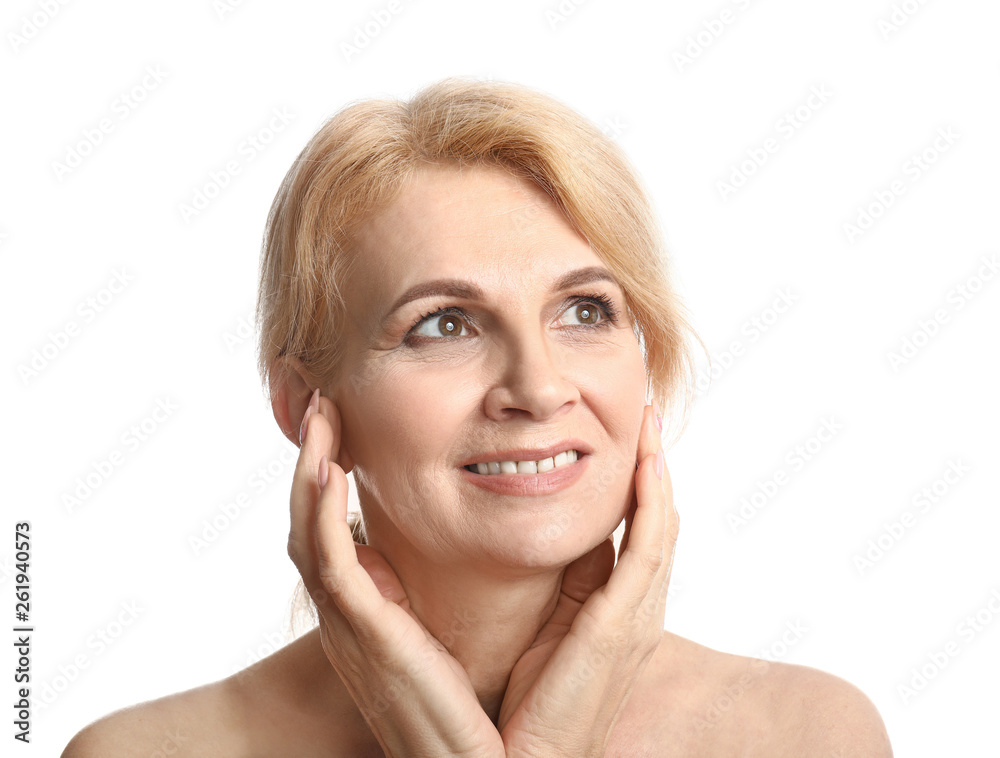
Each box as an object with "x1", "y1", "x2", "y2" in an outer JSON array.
[{"x1": 331, "y1": 163, "x2": 648, "y2": 571}]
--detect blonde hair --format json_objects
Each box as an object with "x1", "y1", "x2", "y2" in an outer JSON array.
[{"x1": 255, "y1": 78, "x2": 701, "y2": 637}]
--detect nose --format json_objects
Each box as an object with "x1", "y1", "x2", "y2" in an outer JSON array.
[{"x1": 483, "y1": 324, "x2": 580, "y2": 421}]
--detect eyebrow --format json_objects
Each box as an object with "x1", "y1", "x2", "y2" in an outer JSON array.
[{"x1": 384, "y1": 265, "x2": 621, "y2": 322}]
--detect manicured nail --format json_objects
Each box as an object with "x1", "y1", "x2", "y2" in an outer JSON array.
[
  {"x1": 318, "y1": 455, "x2": 329, "y2": 489},
  {"x1": 298, "y1": 388, "x2": 321, "y2": 446},
  {"x1": 652, "y1": 398, "x2": 663, "y2": 433},
  {"x1": 299, "y1": 405, "x2": 314, "y2": 446},
  {"x1": 655, "y1": 449, "x2": 663, "y2": 480}
]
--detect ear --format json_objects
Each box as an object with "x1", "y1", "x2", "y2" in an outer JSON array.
[
  {"x1": 269, "y1": 357, "x2": 356, "y2": 473},
  {"x1": 270, "y1": 356, "x2": 314, "y2": 448}
]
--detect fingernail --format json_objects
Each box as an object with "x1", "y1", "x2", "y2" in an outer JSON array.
[
  {"x1": 652, "y1": 398, "x2": 663, "y2": 433},
  {"x1": 298, "y1": 388, "x2": 321, "y2": 446},
  {"x1": 318, "y1": 455, "x2": 329, "y2": 489},
  {"x1": 299, "y1": 405, "x2": 314, "y2": 446},
  {"x1": 655, "y1": 449, "x2": 663, "y2": 480}
]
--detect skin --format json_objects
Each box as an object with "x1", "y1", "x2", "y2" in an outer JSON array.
[
  {"x1": 62, "y1": 164, "x2": 894, "y2": 758},
  {"x1": 283, "y1": 163, "x2": 674, "y2": 755},
  {"x1": 320, "y1": 163, "x2": 653, "y2": 714}
]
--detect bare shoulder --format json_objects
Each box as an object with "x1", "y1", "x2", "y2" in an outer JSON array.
[
  {"x1": 62, "y1": 628, "x2": 353, "y2": 758},
  {"x1": 61, "y1": 677, "x2": 246, "y2": 758},
  {"x1": 762, "y1": 659, "x2": 894, "y2": 757},
  {"x1": 613, "y1": 634, "x2": 893, "y2": 757}
]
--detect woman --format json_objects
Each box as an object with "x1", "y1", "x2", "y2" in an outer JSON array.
[{"x1": 64, "y1": 79, "x2": 892, "y2": 756}]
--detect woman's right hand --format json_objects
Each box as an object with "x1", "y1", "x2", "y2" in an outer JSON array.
[{"x1": 289, "y1": 389, "x2": 503, "y2": 758}]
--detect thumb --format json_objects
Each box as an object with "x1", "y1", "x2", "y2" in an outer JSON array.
[
  {"x1": 560, "y1": 537, "x2": 615, "y2": 605},
  {"x1": 541, "y1": 538, "x2": 615, "y2": 635},
  {"x1": 355, "y1": 545, "x2": 407, "y2": 605}
]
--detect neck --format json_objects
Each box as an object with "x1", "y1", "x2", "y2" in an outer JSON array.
[
  {"x1": 388, "y1": 544, "x2": 565, "y2": 720},
  {"x1": 293, "y1": 554, "x2": 566, "y2": 756}
]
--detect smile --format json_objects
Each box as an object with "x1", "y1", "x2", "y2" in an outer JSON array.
[
  {"x1": 463, "y1": 449, "x2": 580, "y2": 476},
  {"x1": 458, "y1": 450, "x2": 588, "y2": 496}
]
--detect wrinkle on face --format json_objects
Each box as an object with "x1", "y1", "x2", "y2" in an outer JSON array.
[{"x1": 329, "y1": 163, "x2": 648, "y2": 570}]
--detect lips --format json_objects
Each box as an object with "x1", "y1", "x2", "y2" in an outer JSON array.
[
  {"x1": 458, "y1": 449, "x2": 588, "y2": 496},
  {"x1": 457, "y1": 439, "x2": 594, "y2": 469},
  {"x1": 464, "y1": 449, "x2": 581, "y2": 475}
]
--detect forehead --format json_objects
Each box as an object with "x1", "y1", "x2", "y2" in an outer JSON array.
[{"x1": 349, "y1": 164, "x2": 606, "y2": 307}]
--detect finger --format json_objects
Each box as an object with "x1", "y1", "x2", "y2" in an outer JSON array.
[
  {"x1": 356, "y1": 544, "x2": 409, "y2": 605},
  {"x1": 659, "y1": 461, "x2": 678, "y2": 589},
  {"x1": 288, "y1": 391, "x2": 321, "y2": 579},
  {"x1": 313, "y1": 457, "x2": 386, "y2": 622},
  {"x1": 287, "y1": 391, "x2": 365, "y2": 655},
  {"x1": 287, "y1": 391, "x2": 340, "y2": 577},
  {"x1": 311, "y1": 461, "x2": 428, "y2": 673},
  {"x1": 618, "y1": 402, "x2": 655, "y2": 561},
  {"x1": 646, "y1": 462, "x2": 677, "y2": 624},
  {"x1": 606, "y1": 405, "x2": 670, "y2": 603},
  {"x1": 629, "y1": 455, "x2": 676, "y2": 586},
  {"x1": 562, "y1": 538, "x2": 615, "y2": 602},
  {"x1": 631, "y1": 403, "x2": 671, "y2": 560},
  {"x1": 315, "y1": 394, "x2": 342, "y2": 463},
  {"x1": 616, "y1": 494, "x2": 637, "y2": 562},
  {"x1": 621, "y1": 404, "x2": 661, "y2": 558},
  {"x1": 634, "y1": 401, "x2": 655, "y2": 467}
]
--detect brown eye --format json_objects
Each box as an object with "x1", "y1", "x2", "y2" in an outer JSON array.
[
  {"x1": 556, "y1": 295, "x2": 616, "y2": 329},
  {"x1": 574, "y1": 303, "x2": 600, "y2": 325},
  {"x1": 437, "y1": 315, "x2": 463, "y2": 336},
  {"x1": 411, "y1": 309, "x2": 471, "y2": 339}
]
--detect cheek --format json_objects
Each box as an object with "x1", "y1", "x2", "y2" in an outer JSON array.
[
  {"x1": 339, "y1": 359, "x2": 475, "y2": 479},
  {"x1": 572, "y1": 338, "x2": 647, "y2": 435},
  {"x1": 339, "y1": 361, "x2": 482, "y2": 545}
]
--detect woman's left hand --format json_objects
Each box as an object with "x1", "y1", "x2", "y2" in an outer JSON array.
[{"x1": 497, "y1": 402, "x2": 677, "y2": 757}]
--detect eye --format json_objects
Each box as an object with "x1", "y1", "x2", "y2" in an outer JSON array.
[
  {"x1": 562, "y1": 301, "x2": 602, "y2": 326},
  {"x1": 404, "y1": 293, "x2": 619, "y2": 346},
  {"x1": 557, "y1": 294, "x2": 618, "y2": 328},
  {"x1": 411, "y1": 308, "x2": 471, "y2": 339}
]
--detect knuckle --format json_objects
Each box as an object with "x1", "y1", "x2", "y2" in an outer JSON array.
[
  {"x1": 638, "y1": 549, "x2": 663, "y2": 575},
  {"x1": 317, "y1": 565, "x2": 348, "y2": 602},
  {"x1": 666, "y1": 512, "x2": 680, "y2": 543},
  {"x1": 666, "y1": 521, "x2": 680, "y2": 545},
  {"x1": 636, "y1": 593, "x2": 658, "y2": 620},
  {"x1": 309, "y1": 584, "x2": 330, "y2": 609}
]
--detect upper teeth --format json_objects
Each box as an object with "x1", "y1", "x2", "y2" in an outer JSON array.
[{"x1": 468, "y1": 449, "x2": 579, "y2": 475}]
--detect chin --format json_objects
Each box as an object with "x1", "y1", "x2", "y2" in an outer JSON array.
[
  {"x1": 453, "y1": 451, "x2": 633, "y2": 565},
  {"x1": 491, "y1": 506, "x2": 625, "y2": 570}
]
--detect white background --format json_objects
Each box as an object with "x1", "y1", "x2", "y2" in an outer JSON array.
[{"x1": 3, "y1": 0, "x2": 998, "y2": 755}]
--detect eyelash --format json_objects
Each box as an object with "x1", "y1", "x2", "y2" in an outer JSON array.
[{"x1": 405, "y1": 293, "x2": 620, "y2": 344}]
